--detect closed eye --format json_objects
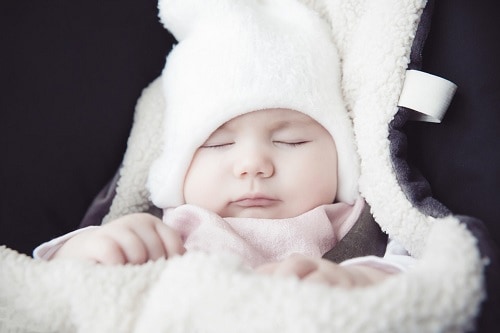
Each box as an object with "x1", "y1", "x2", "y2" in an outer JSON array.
[
  {"x1": 200, "y1": 142, "x2": 234, "y2": 149},
  {"x1": 273, "y1": 141, "x2": 310, "y2": 147}
]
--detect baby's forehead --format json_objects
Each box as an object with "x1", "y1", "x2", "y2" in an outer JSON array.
[{"x1": 215, "y1": 108, "x2": 321, "y2": 132}]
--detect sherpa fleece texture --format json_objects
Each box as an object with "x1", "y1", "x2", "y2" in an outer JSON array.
[{"x1": 0, "y1": 0, "x2": 486, "y2": 332}]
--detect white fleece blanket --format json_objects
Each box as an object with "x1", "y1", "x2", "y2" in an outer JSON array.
[{"x1": 0, "y1": 0, "x2": 486, "y2": 332}]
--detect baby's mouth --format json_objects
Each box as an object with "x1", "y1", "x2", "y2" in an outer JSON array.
[
  {"x1": 234, "y1": 198, "x2": 278, "y2": 207},
  {"x1": 232, "y1": 194, "x2": 279, "y2": 208}
]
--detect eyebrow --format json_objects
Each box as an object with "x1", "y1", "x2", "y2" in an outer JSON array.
[
  {"x1": 217, "y1": 114, "x2": 317, "y2": 132},
  {"x1": 271, "y1": 119, "x2": 317, "y2": 131}
]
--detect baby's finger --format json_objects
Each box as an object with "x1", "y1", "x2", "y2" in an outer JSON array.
[
  {"x1": 303, "y1": 269, "x2": 353, "y2": 288},
  {"x1": 300, "y1": 270, "x2": 333, "y2": 286},
  {"x1": 130, "y1": 223, "x2": 170, "y2": 261},
  {"x1": 304, "y1": 262, "x2": 356, "y2": 288},
  {"x1": 85, "y1": 235, "x2": 128, "y2": 265},
  {"x1": 155, "y1": 223, "x2": 186, "y2": 258},
  {"x1": 254, "y1": 262, "x2": 279, "y2": 274},
  {"x1": 107, "y1": 228, "x2": 149, "y2": 264},
  {"x1": 271, "y1": 254, "x2": 318, "y2": 279}
]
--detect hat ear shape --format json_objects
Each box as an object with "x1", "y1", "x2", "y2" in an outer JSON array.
[{"x1": 158, "y1": 0, "x2": 240, "y2": 41}]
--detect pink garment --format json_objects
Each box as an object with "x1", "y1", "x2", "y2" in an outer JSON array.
[{"x1": 163, "y1": 198, "x2": 364, "y2": 268}]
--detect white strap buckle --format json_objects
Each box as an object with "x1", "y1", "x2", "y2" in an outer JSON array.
[{"x1": 398, "y1": 70, "x2": 457, "y2": 123}]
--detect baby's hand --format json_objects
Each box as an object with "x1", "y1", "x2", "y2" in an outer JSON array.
[
  {"x1": 52, "y1": 213, "x2": 185, "y2": 265},
  {"x1": 255, "y1": 254, "x2": 391, "y2": 288}
]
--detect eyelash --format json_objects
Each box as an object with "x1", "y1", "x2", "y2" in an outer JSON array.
[
  {"x1": 273, "y1": 141, "x2": 309, "y2": 147},
  {"x1": 200, "y1": 143, "x2": 234, "y2": 149},
  {"x1": 200, "y1": 141, "x2": 309, "y2": 149}
]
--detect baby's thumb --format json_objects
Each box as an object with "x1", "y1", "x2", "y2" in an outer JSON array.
[{"x1": 155, "y1": 223, "x2": 186, "y2": 258}]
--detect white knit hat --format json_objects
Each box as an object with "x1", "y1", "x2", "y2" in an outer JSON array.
[{"x1": 148, "y1": 0, "x2": 360, "y2": 208}]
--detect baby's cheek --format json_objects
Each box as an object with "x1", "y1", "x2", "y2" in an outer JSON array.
[
  {"x1": 184, "y1": 169, "x2": 225, "y2": 212},
  {"x1": 309, "y1": 172, "x2": 338, "y2": 205}
]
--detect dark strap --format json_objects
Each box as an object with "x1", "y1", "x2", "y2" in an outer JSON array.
[
  {"x1": 407, "y1": 0, "x2": 434, "y2": 71},
  {"x1": 322, "y1": 204, "x2": 388, "y2": 263},
  {"x1": 79, "y1": 169, "x2": 120, "y2": 228}
]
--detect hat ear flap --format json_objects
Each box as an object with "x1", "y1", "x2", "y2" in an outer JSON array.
[{"x1": 158, "y1": 0, "x2": 237, "y2": 41}]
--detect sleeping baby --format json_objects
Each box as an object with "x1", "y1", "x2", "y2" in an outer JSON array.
[{"x1": 34, "y1": 0, "x2": 414, "y2": 287}]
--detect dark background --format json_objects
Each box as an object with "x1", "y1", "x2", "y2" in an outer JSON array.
[
  {"x1": 1, "y1": 0, "x2": 174, "y2": 255},
  {"x1": 405, "y1": 1, "x2": 500, "y2": 249}
]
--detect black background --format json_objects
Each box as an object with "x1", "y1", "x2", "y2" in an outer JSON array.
[
  {"x1": 1, "y1": 0, "x2": 174, "y2": 255},
  {"x1": 405, "y1": 0, "x2": 500, "y2": 249}
]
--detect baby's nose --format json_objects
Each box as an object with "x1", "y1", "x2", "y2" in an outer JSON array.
[{"x1": 233, "y1": 149, "x2": 274, "y2": 178}]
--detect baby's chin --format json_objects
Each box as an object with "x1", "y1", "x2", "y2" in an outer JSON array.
[{"x1": 221, "y1": 207, "x2": 304, "y2": 220}]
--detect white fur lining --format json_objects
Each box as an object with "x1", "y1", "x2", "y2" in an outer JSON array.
[
  {"x1": 0, "y1": 0, "x2": 486, "y2": 332},
  {"x1": 103, "y1": 77, "x2": 164, "y2": 224},
  {"x1": 0, "y1": 221, "x2": 484, "y2": 333}
]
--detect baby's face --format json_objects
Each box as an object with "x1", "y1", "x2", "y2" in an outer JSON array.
[{"x1": 183, "y1": 108, "x2": 338, "y2": 219}]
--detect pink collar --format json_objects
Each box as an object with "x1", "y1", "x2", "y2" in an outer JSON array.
[{"x1": 163, "y1": 198, "x2": 364, "y2": 268}]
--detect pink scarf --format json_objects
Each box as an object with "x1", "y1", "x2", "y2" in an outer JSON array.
[{"x1": 163, "y1": 198, "x2": 364, "y2": 268}]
